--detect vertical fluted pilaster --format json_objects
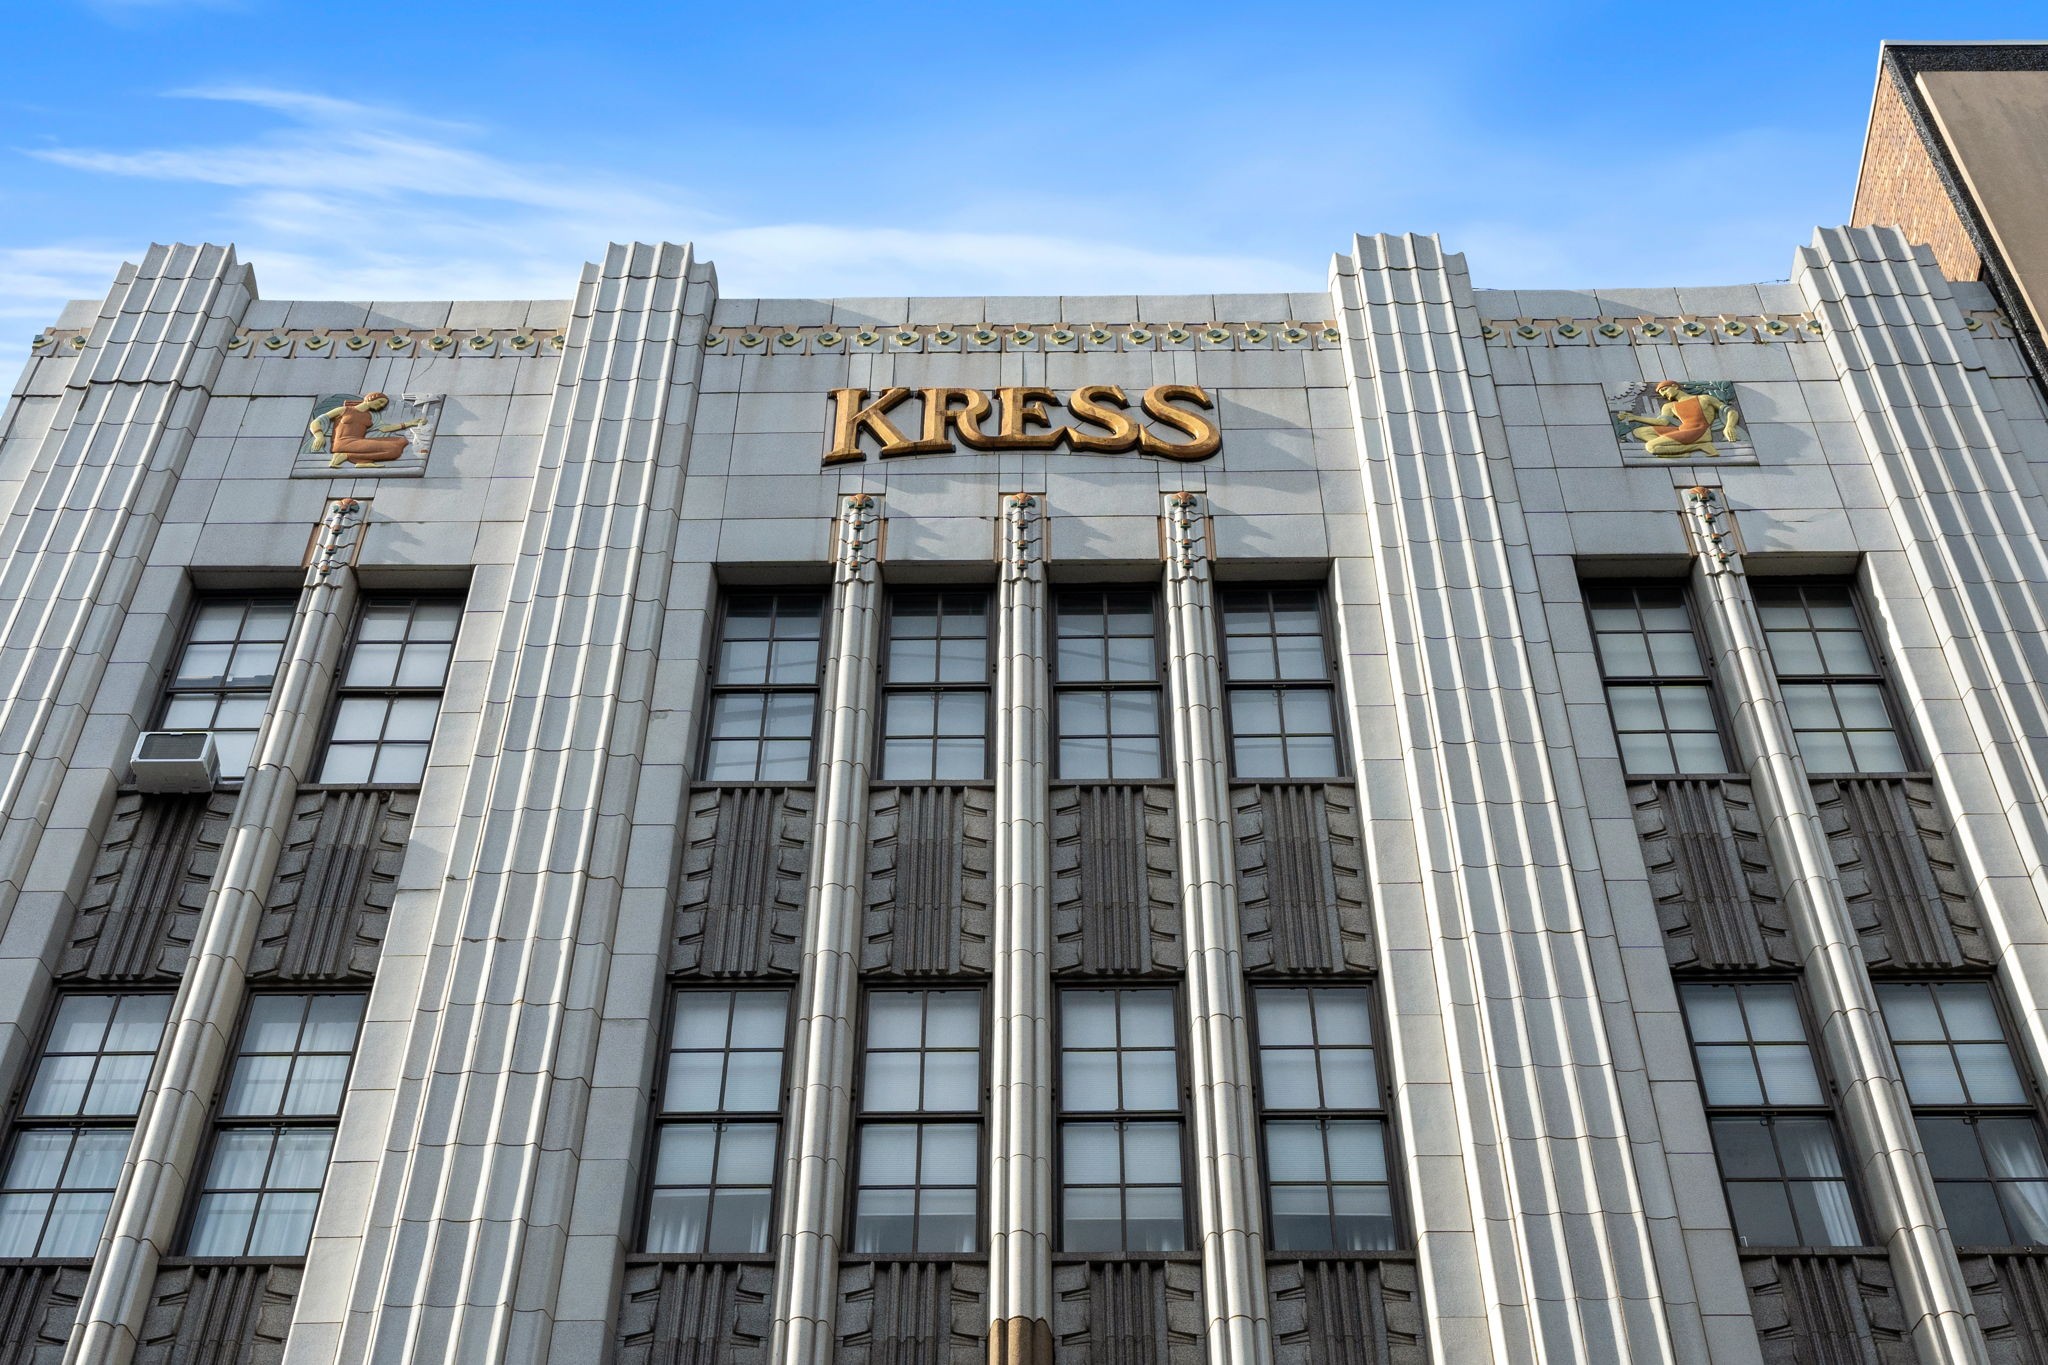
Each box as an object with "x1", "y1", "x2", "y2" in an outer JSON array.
[
  {"x1": 65, "y1": 498, "x2": 363, "y2": 1365},
  {"x1": 988, "y1": 493, "x2": 1053, "y2": 1365},
  {"x1": 771, "y1": 492, "x2": 884, "y2": 1365},
  {"x1": 1682, "y1": 486, "x2": 1987, "y2": 1365},
  {"x1": 1160, "y1": 491, "x2": 1271, "y2": 1365}
]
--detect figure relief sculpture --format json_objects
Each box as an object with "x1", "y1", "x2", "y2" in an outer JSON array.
[
  {"x1": 307, "y1": 392, "x2": 428, "y2": 467},
  {"x1": 1609, "y1": 379, "x2": 1749, "y2": 460}
]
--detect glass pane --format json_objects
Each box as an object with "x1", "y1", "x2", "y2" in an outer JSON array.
[
  {"x1": 1599, "y1": 634, "x2": 1652, "y2": 676},
  {"x1": 1848, "y1": 729, "x2": 1907, "y2": 774},
  {"x1": 1710, "y1": 1119, "x2": 1779, "y2": 1178},
  {"x1": 1123, "y1": 1122, "x2": 1182, "y2": 1180},
  {"x1": 1935, "y1": 985, "x2": 2006, "y2": 1041},
  {"x1": 328, "y1": 697, "x2": 388, "y2": 744},
  {"x1": 1059, "y1": 739, "x2": 1108, "y2": 781},
  {"x1": 318, "y1": 745, "x2": 376, "y2": 786},
  {"x1": 371, "y1": 745, "x2": 429, "y2": 785},
  {"x1": 241, "y1": 995, "x2": 306, "y2": 1053},
  {"x1": 267, "y1": 1129, "x2": 334, "y2": 1188},
  {"x1": 673, "y1": 993, "x2": 733, "y2": 1050},
  {"x1": 1774, "y1": 1119, "x2": 1846, "y2": 1179},
  {"x1": 301, "y1": 995, "x2": 364, "y2": 1051},
  {"x1": 1331, "y1": 1184, "x2": 1398, "y2": 1251},
  {"x1": 1878, "y1": 984, "x2": 1943, "y2": 1040},
  {"x1": 1696, "y1": 1045, "x2": 1763, "y2": 1106},
  {"x1": 1270, "y1": 1185, "x2": 1332, "y2": 1251},
  {"x1": 645, "y1": 1187, "x2": 708, "y2": 1253},
  {"x1": 1257, "y1": 990, "x2": 1314, "y2": 1046},
  {"x1": 1124, "y1": 1186, "x2": 1187, "y2": 1252},
  {"x1": 383, "y1": 697, "x2": 440, "y2": 742},
  {"x1": 64, "y1": 1130, "x2": 130, "y2": 1188},
  {"x1": 206, "y1": 1130, "x2": 275, "y2": 1188},
  {"x1": 1324, "y1": 1121, "x2": 1388, "y2": 1182},
  {"x1": 1063, "y1": 1124, "x2": 1121, "y2": 1185},
  {"x1": 1259, "y1": 1050, "x2": 1321, "y2": 1109},
  {"x1": 1264, "y1": 1121, "x2": 1327, "y2": 1181},
  {"x1": 1062, "y1": 1186, "x2": 1122, "y2": 1252},
  {"x1": 45, "y1": 996, "x2": 114, "y2": 1054},
  {"x1": 1755, "y1": 1046, "x2": 1823, "y2": 1106},
  {"x1": 223, "y1": 1054, "x2": 292, "y2": 1117},
  {"x1": 926, "y1": 991, "x2": 980, "y2": 1043},
  {"x1": 1982, "y1": 1119, "x2": 2048, "y2": 1180},
  {"x1": 867, "y1": 995, "x2": 923, "y2": 1049},
  {"x1": 1725, "y1": 1182, "x2": 1798, "y2": 1247},
  {"x1": 1062, "y1": 992, "x2": 1117, "y2": 1048},
  {"x1": 1319, "y1": 1050, "x2": 1378, "y2": 1109},
  {"x1": 83, "y1": 1054, "x2": 152, "y2": 1116},
  {"x1": 1788, "y1": 1180, "x2": 1863, "y2": 1247},
  {"x1": 715, "y1": 1125, "x2": 778, "y2": 1185},
  {"x1": 1232, "y1": 736, "x2": 1285, "y2": 779},
  {"x1": 1796, "y1": 730, "x2": 1855, "y2": 774},
  {"x1": 1937, "y1": 1180, "x2": 2011, "y2": 1246},
  {"x1": 1062, "y1": 1051, "x2": 1117, "y2": 1105},
  {"x1": 920, "y1": 1125, "x2": 980, "y2": 1186},
  {"x1": 706, "y1": 1188, "x2": 772, "y2": 1253},
  {"x1": 666, "y1": 1052, "x2": 724, "y2": 1113},
  {"x1": 1119, "y1": 1051, "x2": 1177, "y2": 1112},
  {"x1": 721, "y1": 1051, "x2": 781, "y2": 1112},
  {"x1": 1283, "y1": 736, "x2": 1342, "y2": 779},
  {"x1": 654, "y1": 1125, "x2": 717, "y2": 1186},
  {"x1": 931, "y1": 738, "x2": 984, "y2": 781},
  {"x1": 108, "y1": 996, "x2": 172, "y2": 1050},
  {"x1": 186, "y1": 1191, "x2": 257, "y2": 1256},
  {"x1": 0, "y1": 1193, "x2": 52, "y2": 1257},
  {"x1": 23, "y1": 1055, "x2": 93, "y2": 1117},
  {"x1": 1920, "y1": 1117, "x2": 1989, "y2": 1178},
  {"x1": 856, "y1": 1125, "x2": 918, "y2": 1186},
  {"x1": 852, "y1": 1188, "x2": 915, "y2": 1253},
  {"x1": 1741, "y1": 986, "x2": 1806, "y2": 1041},
  {"x1": 1670, "y1": 730, "x2": 1731, "y2": 774},
  {"x1": 863, "y1": 1052, "x2": 921, "y2": 1112},
  {"x1": 284, "y1": 1054, "x2": 349, "y2": 1115},
  {"x1": 5, "y1": 1130, "x2": 73, "y2": 1189},
  {"x1": 246, "y1": 1192, "x2": 319, "y2": 1256},
  {"x1": 1896, "y1": 1045, "x2": 1967, "y2": 1106},
  {"x1": 917, "y1": 1186, "x2": 977, "y2": 1252},
  {"x1": 345, "y1": 643, "x2": 401, "y2": 688}
]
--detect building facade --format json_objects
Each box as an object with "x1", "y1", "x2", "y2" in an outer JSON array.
[{"x1": 9, "y1": 199, "x2": 2048, "y2": 1365}]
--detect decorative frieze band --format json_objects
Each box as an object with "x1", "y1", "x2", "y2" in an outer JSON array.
[
  {"x1": 1475, "y1": 309, "x2": 2009, "y2": 347},
  {"x1": 702, "y1": 320, "x2": 1343, "y2": 356}
]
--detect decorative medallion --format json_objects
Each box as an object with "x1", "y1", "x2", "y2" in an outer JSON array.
[
  {"x1": 855, "y1": 330, "x2": 881, "y2": 347},
  {"x1": 816, "y1": 330, "x2": 843, "y2": 349}
]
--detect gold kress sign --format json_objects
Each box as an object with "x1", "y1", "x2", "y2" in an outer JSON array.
[{"x1": 825, "y1": 385, "x2": 1220, "y2": 464}]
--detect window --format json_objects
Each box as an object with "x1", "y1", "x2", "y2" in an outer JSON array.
[
  {"x1": 317, "y1": 598, "x2": 460, "y2": 786},
  {"x1": 852, "y1": 989, "x2": 981, "y2": 1253},
  {"x1": 0, "y1": 994, "x2": 171, "y2": 1257},
  {"x1": 185, "y1": 994, "x2": 363, "y2": 1257},
  {"x1": 1878, "y1": 982, "x2": 2048, "y2": 1246},
  {"x1": 1755, "y1": 584, "x2": 1909, "y2": 774},
  {"x1": 646, "y1": 989, "x2": 788, "y2": 1254},
  {"x1": 1253, "y1": 985, "x2": 1397, "y2": 1251},
  {"x1": 1681, "y1": 982, "x2": 1863, "y2": 1247},
  {"x1": 879, "y1": 592, "x2": 990, "y2": 782},
  {"x1": 1220, "y1": 587, "x2": 1343, "y2": 780},
  {"x1": 158, "y1": 596, "x2": 294, "y2": 777},
  {"x1": 699, "y1": 592, "x2": 825, "y2": 783},
  {"x1": 1584, "y1": 584, "x2": 1730, "y2": 776},
  {"x1": 1058, "y1": 988, "x2": 1185, "y2": 1251},
  {"x1": 1052, "y1": 590, "x2": 1165, "y2": 780}
]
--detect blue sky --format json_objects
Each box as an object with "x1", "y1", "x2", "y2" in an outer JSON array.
[{"x1": 0, "y1": 0, "x2": 2038, "y2": 373}]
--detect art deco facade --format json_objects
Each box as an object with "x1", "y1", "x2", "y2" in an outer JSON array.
[{"x1": 10, "y1": 114, "x2": 2048, "y2": 1365}]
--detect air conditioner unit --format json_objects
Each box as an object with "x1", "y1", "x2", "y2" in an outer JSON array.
[{"x1": 130, "y1": 731, "x2": 220, "y2": 793}]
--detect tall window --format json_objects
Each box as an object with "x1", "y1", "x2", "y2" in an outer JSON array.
[
  {"x1": 700, "y1": 592, "x2": 825, "y2": 783},
  {"x1": 1680, "y1": 981, "x2": 1864, "y2": 1247},
  {"x1": 1253, "y1": 985, "x2": 1397, "y2": 1251},
  {"x1": 1584, "y1": 583, "x2": 1730, "y2": 776},
  {"x1": 1058, "y1": 988, "x2": 1185, "y2": 1251},
  {"x1": 1052, "y1": 590, "x2": 1165, "y2": 781},
  {"x1": 879, "y1": 592, "x2": 990, "y2": 782},
  {"x1": 317, "y1": 597, "x2": 460, "y2": 786},
  {"x1": 852, "y1": 988, "x2": 981, "y2": 1253},
  {"x1": 646, "y1": 989, "x2": 788, "y2": 1254},
  {"x1": 1878, "y1": 981, "x2": 2048, "y2": 1246},
  {"x1": 158, "y1": 596, "x2": 294, "y2": 777},
  {"x1": 185, "y1": 993, "x2": 363, "y2": 1257},
  {"x1": 1754, "y1": 584, "x2": 1909, "y2": 774},
  {"x1": 0, "y1": 994, "x2": 171, "y2": 1257},
  {"x1": 1220, "y1": 587, "x2": 1343, "y2": 780}
]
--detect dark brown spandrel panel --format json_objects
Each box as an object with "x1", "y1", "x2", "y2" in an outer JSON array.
[
  {"x1": 672, "y1": 786, "x2": 811, "y2": 977},
  {"x1": 64, "y1": 792, "x2": 235, "y2": 981},
  {"x1": 836, "y1": 1260, "x2": 986, "y2": 1365},
  {"x1": 1963, "y1": 1252, "x2": 2048, "y2": 1365},
  {"x1": 0, "y1": 1263, "x2": 86, "y2": 1364},
  {"x1": 1268, "y1": 1258, "x2": 1426, "y2": 1365},
  {"x1": 864, "y1": 787, "x2": 993, "y2": 976},
  {"x1": 1742, "y1": 1252, "x2": 1913, "y2": 1365},
  {"x1": 615, "y1": 1258, "x2": 771, "y2": 1365},
  {"x1": 1813, "y1": 777, "x2": 1991, "y2": 970},
  {"x1": 1050, "y1": 1258, "x2": 1204, "y2": 1364},
  {"x1": 134, "y1": 1262, "x2": 297, "y2": 1365},
  {"x1": 1231, "y1": 784, "x2": 1372, "y2": 974},
  {"x1": 1630, "y1": 779, "x2": 1793, "y2": 971},
  {"x1": 251, "y1": 790, "x2": 412, "y2": 981},
  {"x1": 1050, "y1": 785, "x2": 1182, "y2": 976}
]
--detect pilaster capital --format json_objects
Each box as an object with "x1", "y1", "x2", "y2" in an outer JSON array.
[
  {"x1": 1680, "y1": 484, "x2": 1743, "y2": 575},
  {"x1": 836, "y1": 492, "x2": 882, "y2": 583},
  {"x1": 1001, "y1": 492, "x2": 1043, "y2": 583},
  {"x1": 1162, "y1": 490, "x2": 1208, "y2": 582}
]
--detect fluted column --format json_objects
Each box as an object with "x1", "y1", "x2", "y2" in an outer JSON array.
[
  {"x1": 65, "y1": 497, "x2": 363, "y2": 1365},
  {"x1": 1159, "y1": 491, "x2": 1271, "y2": 1365},
  {"x1": 988, "y1": 492, "x2": 1053, "y2": 1365},
  {"x1": 771, "y1": 491, "x2": 884, "y2": 1365},
  {"x1": 1682, "y1": 486, "x2": 1987, "y2": 1365}
]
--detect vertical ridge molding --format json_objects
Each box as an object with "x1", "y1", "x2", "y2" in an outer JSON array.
[
  {"x1": 1159, "y1": 490, "x2": 1271, "y2": 1365},
  {"x1": 769, "y1": 491, "x2": 884, "y2": 1365},
  {"x1": 1333, "y1": 234, "x2": 1687, "y2": 1365},
  {"x1": 64, "y1": 499, "x2": 363, "y2": 1365},
  {"x1": 1794, "y1": 227, "x2": 2048, "y2": 1132},
  {"x1": 988, "y1": 492, "x2": 1054, "y2": 1365},
  {"x1": 1683, "y1": 488, "x2": 1985, "y2": 1365},
  {"x1": 0, "y1": 243, "x2": 251, "y2": 1091},
  {"x1": 310, "y1": 243, "x2": 707, "y2": 1365}
]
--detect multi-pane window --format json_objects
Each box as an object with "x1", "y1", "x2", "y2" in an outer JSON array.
[
  {"x1": 1052, "y1": 590, "x2": 1165, "y2": 781},
  {"x1": 879, "y1": 592, "x2": 990, "y2": 782},
  {"x1": 1058, "y1": 988, "x2": 1185, "y2": 1251},
  {"x1": 1253, "y1": 986, "x2": 1397, "y2": 1251},
  {"x1": 185, "y1": 994, "x2": 363, "y2": 1257},
  {"x1": 852, "y1": 989, "x2": 981, "y2": 1253},
  {"x1": 1755, "y1": 584, "x2": 1909, "y2": 774},
  {"x1": 0, "y1": 994, "x2": 171, "y2": 1257},
  {"x1": 700, "y1": 593, "x2": 825, "y2": 783},
  {"x1": 1681, "y1": 982, "x2": 1864, "y2": 1247},
  {"x1": 1220, "y1": 587, "x2": 1343, "y2": 780},
  {"x1": 1584, "y1": 584, "x2": 1730, "y2": 776},
  {"x1": 317, "y1": 598, "x2": 460, "y2": 786},
  {"x1": 158, "y1": 596, "x2": 294, "y2": 777},
  {"x1": 646, "y1": 990, "x2": 788, "y2": 1254},
  {"x1": 1878, "y1": 982, "x2": 2048, "y2": 1246}
]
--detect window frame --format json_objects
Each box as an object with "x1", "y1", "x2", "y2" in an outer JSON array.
[
  {"x1": 1246, "y1": 978, "x2": 1407, "y2": 1255},
  {"x1": 636, "y1": 985, "x2": 796, "y2": 1259},
  {"x1": 1215, "y1": 582, "x2": 1351, "y2": 783},
  {"x1": 874, "y1": 588, "x2": 996, "y2": 786},
  {"x1": 1048, "y1": 586, "x2": 1170, "y2": 785},
  {"x1": 845, "y1": 981, "x2": 989, "y2": 1258},
  {"x1": 155, "y1": 593, "x2": 298, "y2": 784},
  {"x1": 1050, "y1": 982, "x2": 1195, "y2": 1255},
  {"x1": 693, "y1": 588, "x2": 829, "y2": 788},
  {"x1": 1581, "y1": 580, "x2": 1738, "y2": 779},
  {"x1": 311, "y1": 594, "x2": 464, "y2": 790},
  {"x1": 1751, "y1": 579, "x2": 1919, "y2": 777},
  {"x1": 1677, "y1": 975, "x2": 1874, "y2": 1251}
]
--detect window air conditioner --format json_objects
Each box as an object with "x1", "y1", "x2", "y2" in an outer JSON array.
[{"x1": 130, "y1": 731, "x2": 220, "y2": 793}]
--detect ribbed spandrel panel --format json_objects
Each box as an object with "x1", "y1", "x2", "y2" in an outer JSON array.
[
  {"x1": 615, "y1": 1259, "x2": 773, "y2": 1365},
  {"x1": 1049, "y1": 784, "x2": 1181, "y2": 976},
  {"x1": 834, "y1": 1260, "x2": 986, "y2": 1365},
  {"x1": 1812, "y1": 776, "x2": 1991, "y2": 969},
  {"x1": 1231, "y1": 783, "x2": 1372, "y2": 974},
  {"x1": 862, "y1": 785, "x2": 993, "y2": 975},
  {"x1": 671, "y1": 786, "x2": 810, "y2": 977},
  {"x1": 1628, "y1": 778, "x2": 1794, "y2": 971},
  {"x1": 251, "y1": 789, "x2": 412, "y2": 980},
  {"x1": 1267, "y1": 1257, "x2": 1426, "y2": 1365},
  {"x1": 1741, "y1": 1252, "x2": 1914, "y2": 1365},
  {"x1": 62, "y1": 791, "x2": 233, "y2": 980},
  {"x1": 133, "y1": 1263, "x2": 299, "y2": 1365},
  {"x1": 1049, "y1": 1258, "x2": 1205, "y2": 1365}
]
